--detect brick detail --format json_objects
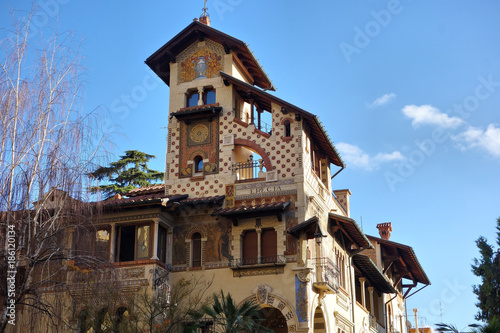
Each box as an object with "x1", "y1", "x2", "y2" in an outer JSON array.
[{"x1": 234, "y1": 138, "x2": 273, "y2": 170}]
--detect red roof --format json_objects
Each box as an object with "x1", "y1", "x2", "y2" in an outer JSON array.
[{"x1": 125, "y1": 184, "x2": 165, "y2": 197}]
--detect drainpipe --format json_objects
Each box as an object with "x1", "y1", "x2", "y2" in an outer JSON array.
[{"x1": 331, "y1": 166, "x2": 345, "y2": 180}]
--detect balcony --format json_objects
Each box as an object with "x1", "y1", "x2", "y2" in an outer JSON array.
[
  {"x1": 233, "y1": 160, "x2": 267, "y2": 181},
  {"x1": 312, "y1": 257, "x2": 340, "y2": 294},
  {"x1": 229, "y1": 255, "x2": 286, "y2": 267}
]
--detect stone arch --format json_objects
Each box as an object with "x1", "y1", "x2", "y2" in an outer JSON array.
[
  {"x1": 280, "y1": 117, "x2": 294, "y2": 125},
  {"x1": 185, "y1": 226, "x2": 208, "y2": 239},
  {"x1": 234, "y1": 138, "x2": 273, "y2": 170},
  {"x1": 188, "y1": 149, "x2": 209, "y2": 161},
  {"x1": 310, "y1": 293, "x2": 332, "y2": 333},
  {"x1": 240, "y1": 289, "x2": 299, "y2": 332}
]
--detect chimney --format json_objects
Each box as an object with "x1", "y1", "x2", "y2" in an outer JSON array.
[
  {"x1": 413, "y1": 308, "x2": 419, "y2": 333},
  {"x1": 199, "y1": 0, "x2": 211, "y2": 26},
  {"x1": 333, "y1": 189, "x2": 352, "y2": 217},
  {"x1": 376, "y1": 222, "x2": 392, "y2": 240}
]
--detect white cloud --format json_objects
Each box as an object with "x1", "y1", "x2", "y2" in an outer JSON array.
[
  {"x1": 367, "y1": 93, "x2": 396, "y2": 108},
  {"x1": 337, "y1": 142, "x2": 405, "y2": 171},
  {"x1": 402, "y1": 104, "x2": 464, "y2": 128},
  {"x1": 452, "y1": 124, "x2": 500, "y2": 158}
]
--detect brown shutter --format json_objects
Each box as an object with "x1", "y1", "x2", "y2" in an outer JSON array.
[
  {"x1": 242, "y1": 230, "x2": 258, "y2": 265},
  {"x1": 261, "y1": 229, "x2": 277, "y2": 263}
]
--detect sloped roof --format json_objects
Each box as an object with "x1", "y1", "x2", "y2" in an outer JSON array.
[
  {"x1": 212, "y1": 201, "x2": 290, "y2": 217},
  {"x1": 287, "y1": 216, "x2": 326, "y2": 239},
  {"x1": 102, "y1": 193, "x2": 187, "y2": 207},
  {"x1": 145, "y1": 20, "x2": 274, "y2": 91},
  {"x1": 329, "y1": 213, "x2": 373, "y2": 249},
  {"x1": 353, "y1": 255, "x2": 397, "y2": 294},
  {"x1": 221, "y1": 72, "x2": 344, "y2": 167},
  {"x1": 177, "y1": 195, "x2": 225, "y2": 206},
  {"x1": 125, "y1": 184, "x2": 165, "y2": 197},
  {"x1": 367, "y1": 235, "x2": 430, "y2": 285}
]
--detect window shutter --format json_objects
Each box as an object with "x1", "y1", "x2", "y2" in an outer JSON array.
[
  {"x1": 261, "y1": 229, "x2": 277, "y2": 263},
  {"x1": 242, "y1": 230, "x2": 258, "y2": 265}
]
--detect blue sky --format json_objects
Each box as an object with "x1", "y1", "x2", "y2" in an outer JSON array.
[{"x1": 2, "y1": 0, "x2": 499, "y2": 330}]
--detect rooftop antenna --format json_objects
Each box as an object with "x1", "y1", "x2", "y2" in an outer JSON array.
[{"x1": 199, "y1": 0, "x2": 211, "y2": 26}]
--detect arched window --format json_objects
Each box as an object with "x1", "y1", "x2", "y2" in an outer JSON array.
[
  {"x1": 284, "y1": 120, "x2": 291, "y2": 137},
  {"x1": 186, "y1": 91, "x2": 199, "y2": 107},
  {"x1": 115, "y1": 307, "x2": 129, "y2": 332},
  {"x1": 77, "y1": 310, "x2": 91, "y2": 333},
  {"x1": 194, "y1": 155, "x2": 203, "y2": 174},
  {"x1": 192, "y1": 232, "x2": 202, "y2": 267},
  {"x1": 95, "y1": 308, "x2": 112, "y2": 333}
]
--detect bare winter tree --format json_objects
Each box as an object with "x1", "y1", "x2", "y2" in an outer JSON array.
[{"x1": 0, "y1": 7, "x2": 110, "y2": 332}]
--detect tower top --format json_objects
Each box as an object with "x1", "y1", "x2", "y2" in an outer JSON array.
[{"x1": 199, "y1": 0, "x2": 210, "y2": 26}]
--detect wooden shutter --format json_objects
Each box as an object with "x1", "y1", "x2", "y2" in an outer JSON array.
[
  {"x1": 242, "y1": 230, "x2": 258, "y2": 265},
  {"x1": 261, "y1": 229, "x2": 277, "y2": 263}
]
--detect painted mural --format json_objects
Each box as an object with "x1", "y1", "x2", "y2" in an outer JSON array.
[
  {"x1": 179, "y1": 118, "x2": 219, "y2": 178},
  {"x1": 179, "y1": 48, "x2": 222, "y2": 83}
]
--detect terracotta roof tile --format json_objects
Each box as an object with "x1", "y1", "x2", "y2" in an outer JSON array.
[
  {"x1": 125, "y1": 184, "x2": 165, "y2": 196},
  {"x1": 102, "y1": 193, "x2": 168, "y2": 206},
  {"x1": 179, "y1": 195, "x2": 225, "y2": 205}
]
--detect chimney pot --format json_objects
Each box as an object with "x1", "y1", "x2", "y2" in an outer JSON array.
[{"x1": 376, "y1": 222, "x2": 392, "y2": 240}]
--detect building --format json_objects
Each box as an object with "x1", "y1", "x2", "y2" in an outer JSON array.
[{"x1": 5, "y1": 9, "x2": 430, "y2": 333}]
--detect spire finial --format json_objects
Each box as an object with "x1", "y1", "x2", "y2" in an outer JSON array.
[{"x1": 199, "y1": 0, "x2": 210, "y2": 26}]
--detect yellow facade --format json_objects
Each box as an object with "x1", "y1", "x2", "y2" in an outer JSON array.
[{"x1": 6, "y1": 16, "x2": 430, "y2": 333}]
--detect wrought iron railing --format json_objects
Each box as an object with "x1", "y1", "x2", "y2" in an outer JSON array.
[
  {"x1": 232, "y1": 160, "x2": 266, "y2": 180},
  {"x1": 313, "y1": 257, "x2": 340, "y2": 292},
  {"x1": 229, "y1": 255, "x2": 286, "y2": 267},
  {"x1": 257, "y1": 120, "x2": 272, "y2": 134}
]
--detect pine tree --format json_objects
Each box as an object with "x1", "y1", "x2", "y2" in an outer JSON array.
[
  {"x1": 90, "y1": 150, "x2": 164, "y2": 199},
  {"x1": 471, "y1": 217, "x2": 500, "y2": 322}
]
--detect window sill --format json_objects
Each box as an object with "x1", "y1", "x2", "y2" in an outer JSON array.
[
  {"x1": 233, "y1": 117, "x2": 249, "y2": 128},
  {"x1": 229, "y1": 262, "x2": 286, "y2": 270},
  {"x1": 253, "y1": 128, "x2": 271, "y2": 138},
  {"x1": 113, "y1": 259, "x2": 167, "y2": 268},
  {"x1": 179, "y1": 103, "x2": 219, "y2": 112}
]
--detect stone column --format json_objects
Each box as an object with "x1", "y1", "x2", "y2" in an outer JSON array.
[
  {"x1": 151, "y1": 221, "x2": 159, "y2": 260},
  {"x1": 109, "y1": 225, "x2": 116, "y2": 262},
  {"x1": 359, "y1": 277, "x2": 367, "y2": 308},
  {"x1": 257, "y1": 228, "x2": 262, "y2": 264},
  {"x1": 368, "y1": 286, "x2": 374, "y2": 315}
]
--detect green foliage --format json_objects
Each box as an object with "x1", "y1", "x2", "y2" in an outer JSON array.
[
  {"x1": 471, "y1": 317, "x2": 500, "y2": 333},
  {"x1": 190, "y1": 290, "x2": 272, "y2": 333},
  {"x1": 471, "y1": 217, "x2": 500, "y2": 322},
  {"x1": 435, "y1": 322, "x2": 478, "y2": 332},
  {"x1": 90, "y1": 150, "x2": 164, "y2": 198}
]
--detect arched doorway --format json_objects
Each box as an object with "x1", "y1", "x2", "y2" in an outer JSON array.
[
  {"x1": 314, "y1": 306, "x2": 326, "y2": 333},
  {"x1": 259, "y1": 307, "x2": 287, "y2": 333}
]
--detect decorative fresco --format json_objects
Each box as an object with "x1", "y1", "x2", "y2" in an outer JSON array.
[
  {"x1": 179, "y1": 48, "x2": 222, "y2": 83},
  {"x1": 172, "y1": 226, "x2": 186, "y2": 265},
  {"x1": 295, "y1": 275, "x2": 308, "y2": 322},
  {"x1": 285, "y1": 212, "x2": 298, "y2": 255},
  {"x1": 203, "y1": 221, "x2": 232, "y2": 262},
  {"x1": 179, "y1": 118, "x2": 219, "y2": 178}
]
